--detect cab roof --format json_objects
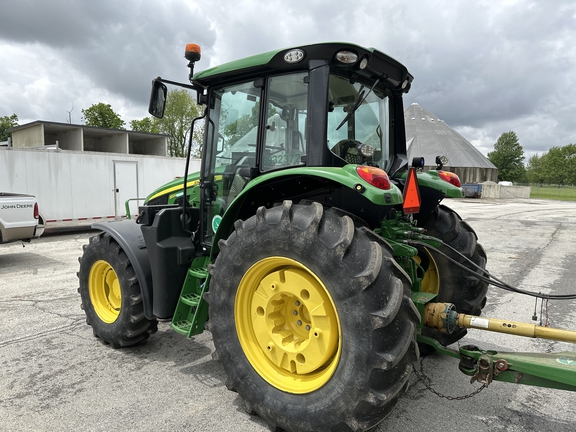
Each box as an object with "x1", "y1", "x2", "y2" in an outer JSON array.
[{"x1": 192, "y1": 42, "x2": 413, "y2": 94}]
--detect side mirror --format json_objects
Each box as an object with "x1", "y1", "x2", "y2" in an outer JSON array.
[{"x1": 149, "y1": 79, "x2": 167, "y2": 118}]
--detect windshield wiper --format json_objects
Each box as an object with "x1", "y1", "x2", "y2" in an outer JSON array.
[{"x1": 336, "y1": 78, "x2": 380, "y2": 131}]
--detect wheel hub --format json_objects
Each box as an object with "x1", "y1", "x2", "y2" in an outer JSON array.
[
  {"x1": 235, "y1": 257, "x2": 341, "y2": 393},
  {"x1": 88, "y1": 260, "x2": 121, "y2": 323},
  {"x1": 416, "y1": 248, "x2": 440, "y2": 294}
]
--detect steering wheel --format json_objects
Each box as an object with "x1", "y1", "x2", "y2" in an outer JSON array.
[{"x1": 335, "y1": 139, "x2": 364, "y2": 164}]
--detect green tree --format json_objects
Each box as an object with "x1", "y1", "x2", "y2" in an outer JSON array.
[
  {"x1": 488, "y1": 131, "x2": 526, "y2": 183},
  {"x1": 222, "y1": 103, "x2": 279, "y2": 148},
  {"x1": 0, "y1": 113, "x2": 19, "y2": 141},
  {"x1": 223, "y1": 105, "x2": 259, "y2": 148},
  {"x1": 540, "y1": 144, "x2": 576, "y2": 185},
  {"x1": 525, "y1": 153, "x2": 543, "y2": 184},
  {"x1": 155, "y1": 89, "x2": 202, "y2": 157},
  {"x1": 564, "y1": 144, "x2": 576, "y2": 185},
  {"x1": 130, "y1": 117, "x2": 160, "y2": 134},
  {"x1": 81, "y1": 103, "x2": 125, "y2": 129},
  {"x1": 541, "y1": 147, "x2": 564, "y2": 184}
]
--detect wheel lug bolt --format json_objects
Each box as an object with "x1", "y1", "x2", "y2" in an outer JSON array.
[
  {"x1": 295, "y1": 301, "x2": 300, "y2": 306},
  {"x1": 293, "y1": 310, "x2": 298, "y2": 316},
  {"x1": 305, "y1": 325, "x2": 311, "y2": 331},
  {"x1": 297, "y1": 320, "x2": 302, "y2": 326}
]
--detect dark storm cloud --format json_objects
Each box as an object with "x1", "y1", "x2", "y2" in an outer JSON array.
[
  {"x1": 0, "y1": 0, "x2": 215, "y2": 122},
  {"x1": 399, "y1": 2, "x2": 574, "y2": 117},
  {"x1": 0, "y1": 2, "x2": 109, "y2": 47},
  {"x1": 380, "y1": 0, "x2": 576, "y2": 156},
  {"x1": 1, "y1": 0, "x2": 575, "y2": 159}
]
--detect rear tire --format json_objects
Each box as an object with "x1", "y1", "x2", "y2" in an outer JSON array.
[
  {"x1": 78, "y1": 232, "x2": 156, "y2": 348},
  {"x1": 418, "y1": 204, "x2": 488, "y2": 348},
  {"x1": 209, "y1": 201, "x2": 419, "y2": 432}
]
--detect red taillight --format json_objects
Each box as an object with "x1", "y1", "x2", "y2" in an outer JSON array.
[
  {"x1": 438, "y1": 170, "x2": 461, "y2": 187},
  {"x1": 34, "y1": 203, "x2": 39, "y2": 219},
  {"x1": 356, "y1": 166, "x2": 391, "y2": 190}
]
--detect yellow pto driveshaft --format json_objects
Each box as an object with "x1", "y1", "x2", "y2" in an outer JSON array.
[
  {"x1": 424, "y1": 302, "x2": 576, "y2": 344},
  {"x1": 421, "y1": 302, "x2": 576, "y2": 391}
]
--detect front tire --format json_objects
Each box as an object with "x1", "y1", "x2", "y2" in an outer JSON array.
[
  {"x1": 209, "y1": 201, "x2": 419, "y2": 432},
  {"x1": 78, "y1": 232, "x2": 156, "y2": 348}
]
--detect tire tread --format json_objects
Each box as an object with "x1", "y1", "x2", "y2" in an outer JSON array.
[
  {"x1": 209, "y1": 201, "x2": 418, "y2": 432},
  {"x1": 78, "y1": 233, "x2": 156, "y2": 348}
]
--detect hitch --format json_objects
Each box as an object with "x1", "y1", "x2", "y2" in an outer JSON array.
[
  {"x1": 458, "y1": 345, "x2": 576, "y2": 391},
  {"x1": 420, "y1": 302, "x2": 576, "y2": 392}
]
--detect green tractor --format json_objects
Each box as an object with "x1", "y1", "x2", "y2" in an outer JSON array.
[{"x1": 78, "y1": 42, "x2": 576, "y2": 431}]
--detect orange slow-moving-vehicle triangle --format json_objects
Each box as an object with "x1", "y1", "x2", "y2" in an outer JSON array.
[{"x1": 403, "y1": 168, "x2": 421, "y2": 214}]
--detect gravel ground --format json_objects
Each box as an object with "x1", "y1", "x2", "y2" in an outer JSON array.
[{"x1": 1, "y1": 198, "x2": 575, "y2": 432}]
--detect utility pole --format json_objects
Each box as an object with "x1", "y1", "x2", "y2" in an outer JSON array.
[{"x1": 67, "y1": 104, "x2": 74, "y2": 124}]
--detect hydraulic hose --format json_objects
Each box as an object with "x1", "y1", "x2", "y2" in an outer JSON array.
[{"x1": 406, "y1": 239, "x2": 576, "y2": 300}]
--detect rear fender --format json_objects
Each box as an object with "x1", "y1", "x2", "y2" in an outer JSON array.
[
  {"x1": 211, "y1": 166, "x2": 404, "y2": 256},
  {"x1": 396, "y1": 170, "x2": 463, "y2": 221},
  {"x1": 92, "y1": 220, "x2": 154, "y2": 320},
  {"x1": 416, "y1": 170, "x2": 463, "y2": 198}
]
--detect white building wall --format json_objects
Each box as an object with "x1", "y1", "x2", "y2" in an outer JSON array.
[
  {"x1": 12, "y1": 124, "x2": 45, "y2": 148},
  {"x1": 481, "y1": 182, "x2": 531, "y2": 199},
  {"x1": 0, "y1": 147, "x2": 200, "y2": 223},
  {"x1": 56, "y1": 128, "x2": 83, "y2": 150}
]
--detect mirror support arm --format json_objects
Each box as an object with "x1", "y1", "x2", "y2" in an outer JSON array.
[{"x1": 154, "y1": 76, "x2": 205, "y2": 93}]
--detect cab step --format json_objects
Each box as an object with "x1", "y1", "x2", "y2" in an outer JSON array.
[{"x1": 171, "y1": 260, "x2": 210, "y2": 337}]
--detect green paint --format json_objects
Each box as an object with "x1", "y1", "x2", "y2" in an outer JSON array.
[{"x1": 398, "y1": 170, "x2": 464, "y2": 198}]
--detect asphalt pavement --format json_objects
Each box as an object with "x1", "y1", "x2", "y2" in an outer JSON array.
[{"x1": 1, "y1": 198, "x2": 575, "y2": 432}]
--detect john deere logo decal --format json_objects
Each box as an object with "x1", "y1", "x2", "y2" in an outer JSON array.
[{"x1": 212, "y1": 215, "x2": 222, "y2": 233}]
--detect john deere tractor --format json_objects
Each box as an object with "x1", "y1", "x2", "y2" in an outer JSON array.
[{"x1": 78, "y1": 42, "x2": 576, "y2": 432}]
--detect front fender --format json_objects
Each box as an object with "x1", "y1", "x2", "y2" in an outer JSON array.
[{"x1": 92, "y1": 220, "x2": 154, "y2": 320}]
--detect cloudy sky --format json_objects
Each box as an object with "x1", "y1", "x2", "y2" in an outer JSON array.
[{"x1": 1, "y1": 0, "x2": 575, "y2": 160}]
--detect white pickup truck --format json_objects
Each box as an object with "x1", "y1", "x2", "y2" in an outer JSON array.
[{"x1": 0, "y1": 192, "x2": 45, "y2": 244}]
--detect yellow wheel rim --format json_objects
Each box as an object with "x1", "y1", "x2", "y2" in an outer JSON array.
[
  {"x1": 235, "y1": 257, "x2": 341, "y2": 394},
  {"x1": 416, "y1": 248, "x2": 440, "y2": 294},
  {"x1": 88, "y1": 260, "x2": 122, "y2": 323}
]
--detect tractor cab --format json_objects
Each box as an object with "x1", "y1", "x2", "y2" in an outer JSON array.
[{"x1": 148, "y1": 42, "x2": 414, "y2": 248}]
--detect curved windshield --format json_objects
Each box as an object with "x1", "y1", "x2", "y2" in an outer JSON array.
[{"x1": 327, "y1": 75, "x2": 391, "y2": 170}]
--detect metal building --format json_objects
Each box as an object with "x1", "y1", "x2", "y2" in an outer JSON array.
[
  {"x1": 8, "y1": 120, "x2": 169, "y2": 155},
  {"x1": 405, "y1": 103, "x2": 497, "y2": 183},
  {"x1": 2, "y1": 121, "x2": 198, "y2": 225}
]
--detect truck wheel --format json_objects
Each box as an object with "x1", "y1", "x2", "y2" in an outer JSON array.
[
  {"x1": 208, "y1": 201, "x2": 419, "y2": 432},
  {"x1": 78, "y1": 232, "x2": 156, "y2": 348},
  {"x1": 418, "y1": 204, "x2": 488, "y2": 348}
]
